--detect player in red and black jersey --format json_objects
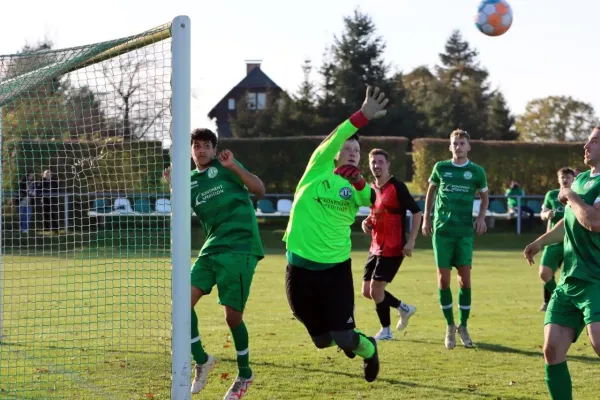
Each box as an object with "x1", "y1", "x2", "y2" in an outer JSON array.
[{"x1": 361, "y1": 149, "x2": 423, "y2": 340}]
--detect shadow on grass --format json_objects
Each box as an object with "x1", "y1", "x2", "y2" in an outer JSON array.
[
  {"x1": 403, "y1": 338, "x2": 600, "y2": 364},
  {"x1": 215, "y1": 358, "x2": 535, "y2": 400}
]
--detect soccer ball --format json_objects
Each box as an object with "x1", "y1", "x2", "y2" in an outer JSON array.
[{"x1": 475, "y1": 0, "x2": 513, "y2": 37}]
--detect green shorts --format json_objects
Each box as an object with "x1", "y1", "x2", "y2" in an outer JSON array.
[
  {"x1": 540, "y1": 243, "x2": 563, "y2": 272},
  {"x1": 432, "y1": 233, "x2": 474, "y2": 269},
  {"x1": 544, "y1": 278, "x2": 600, "y2": 342},
  {"x1": 191, "y1": 252, "x2": 259, "y2": 312}
]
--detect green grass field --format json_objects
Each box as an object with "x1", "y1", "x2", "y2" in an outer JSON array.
[{"x1": 1, "y1": 231, "x2": 600, "y2": 399}]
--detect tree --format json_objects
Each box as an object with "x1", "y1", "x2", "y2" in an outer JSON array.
[
  {"x1": 516, "y1": 96, "x2": 599, "y2": 142},
  {"x1": 403, "y1": 30, "x2": 516, "y2": 140},
  {"x1": 2, "y1": 39, "x2": 71, "y2": 141},
  {"x1": 65, "y1": 86, "x2": 107, "y2": 140},
  {"x1": 315, "y1": 8, "x2": 417, "y2": 137},
  {"x1": 487, "y1": 91, "x2": 517, "y2": 140},
  {"x1": 101, "y1": 49, "x2": 168, "y2": 142}
]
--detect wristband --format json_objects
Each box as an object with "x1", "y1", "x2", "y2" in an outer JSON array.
[
  {"x1": 352, "y1": 177, "x2": 366, "y2": 191},
  {"x1": 349, "y1": 110, "x2": 369, "y2": 129}
]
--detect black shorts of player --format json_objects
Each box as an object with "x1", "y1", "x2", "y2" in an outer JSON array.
[
  {"x1": 285, "y1": 259, "x2": 355, "y2": 337},
  {"x1": 363, "y1": 252, "x2": 404, "y2": 283}
]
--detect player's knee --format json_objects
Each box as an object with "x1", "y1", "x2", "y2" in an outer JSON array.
[
  {"x1": 311, "y1": 333, "x2": 334, "y2": 349},
  {"x1": 362, "y1": 284, "x2": 372, "y2": 299},
  {"x1": 542, "y1": 341, "x2": 566, "y2": 364},
  {"x1": 369, "y1": 284, "x2": 385, "y2": 303},
  {"x1": 539, "y1": 268, "x2": 553, "y2": 282},
  {"x1": 330, "y1": 329, "x2": 359, "y2": 351},
  {"x1": 224, "y1": 307, "x2": 243, "y2": 328},
  {"x1": 437, "y1": 275, "x2": 450, "y2": 289}
]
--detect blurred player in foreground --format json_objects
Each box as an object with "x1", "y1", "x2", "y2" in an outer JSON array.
[{"x1": 524, "y1": 126, "x2": 600, "y2": 400}]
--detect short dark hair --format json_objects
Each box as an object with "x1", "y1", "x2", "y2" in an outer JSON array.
[
  {"x1": 369, "y1": 148, "x2": 389, "y2": 161},
  {"x1": 191, "y1": 128, "x2": 217, "y2": 148},
  {"x1": 450, "y1": 129, "x2": 470, "y2": 143},
  {"x1": 348, "y1": 133, "x2": 360, "y2": 143},
  {"x1": 558, "y1": 167, "x2": 575, "y2": 176}
]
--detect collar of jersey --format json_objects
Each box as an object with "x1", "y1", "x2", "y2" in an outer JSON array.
[{"x1": 451, "y1": 159, "x2": 470, "y2": 168}]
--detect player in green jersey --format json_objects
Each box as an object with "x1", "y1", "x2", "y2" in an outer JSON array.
[
  {"x1": 524, "y1": 126, "x2": 600, "y2": 400},
  {"x1": 165, "y1": 128, "x2": 265, "y2": 399},
  {"x1": 538, "y1": 167, "x2": 575, "y2": 312},
  {"x1": 421, "y1": 129, "x2": 489, "y2": 350},
  {"x1": 283, "y1": 86, "x2": 388, "y2": 383}
]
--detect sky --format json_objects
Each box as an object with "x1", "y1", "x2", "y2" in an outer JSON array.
[{"x1": 1, "y1": 0, "x2": 598, "y2": 132}]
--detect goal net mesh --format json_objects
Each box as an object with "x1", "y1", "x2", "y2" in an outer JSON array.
[{"x1": 0, "y1": 23, "x2": 174, "y2": 399}]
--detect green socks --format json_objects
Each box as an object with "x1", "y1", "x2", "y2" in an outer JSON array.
[
  {"x1": 230, "y1": 322, "x2": 252, "y2": 379},
  {"x1": 458, "y1": 288, "x2": 471, "y2": 327},
  {"x1": 545, "y1": 277, "x2": 557, "y2": 294},
  {"x1": 191, "y1": 308, "x2": 208, "y2": 365},
  {"x1": 438, "y1": 287, "x2": 455, "y2": 325},
  {"x1": 546, "y1": 361, "x2": 572, "y2": 400},
  {"x1": 352, "y1": 330, "x2": 375, "y2": 359}
]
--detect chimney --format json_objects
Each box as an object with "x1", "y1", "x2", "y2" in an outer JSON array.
[{"x1": 245, "y1": 59, "x2": 262, "y2": 75}]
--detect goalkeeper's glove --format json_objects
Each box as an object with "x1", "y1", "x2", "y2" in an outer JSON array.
[{"x1": 334, "y1": 164, "x2": 366, "y2": 191}]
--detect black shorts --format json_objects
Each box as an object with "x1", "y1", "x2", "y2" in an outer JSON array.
[
  {"x1": 363, "y1": 253, "x2": 404, "y2": 283},
  {"x1": 285, "y1": 259, "x2": 355, "y2": 337}
]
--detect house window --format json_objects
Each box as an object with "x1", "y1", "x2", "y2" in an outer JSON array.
[
  {"x1": 257, "y1": 93, "x2": 266, "y2": 110},
  {"x1": 247, "y1": 92, "x2": 267, "y2": 110},
  {"x1": 228, "y1": 98, "x2": 235, "y2": 110},
  {"x1": 247, "y1": 92, "x2": 256, "y2": 110}
]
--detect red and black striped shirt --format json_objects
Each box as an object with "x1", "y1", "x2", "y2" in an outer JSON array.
[{"x1": 369, "y1": 177, "x2": 421, "y2": 257}]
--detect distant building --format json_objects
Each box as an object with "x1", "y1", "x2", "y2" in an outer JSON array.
[{"x1": 207, "y1": 60, "x2": 282, "y2": 137}]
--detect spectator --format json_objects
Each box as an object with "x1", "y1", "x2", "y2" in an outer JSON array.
[
  {"x1": 18, "y1": 173, "x2": 36, "y2": 234},
  {"x1": 505, "y1": 180, "x2": 535, "y2": 230},
  {"x1": 41, "y1": 170, "x2": 60, "y2": 233}
]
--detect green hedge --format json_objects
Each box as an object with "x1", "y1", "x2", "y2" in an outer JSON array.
[
  {"x1": 3, "y1": 140, "x2": 166, "y2": 193},
  {"x1": 412, "y1": 139, "x2": 587, "y2": 195},
  {"x1": 215, "y1": 136, "x2": 410, "y2": 193}
]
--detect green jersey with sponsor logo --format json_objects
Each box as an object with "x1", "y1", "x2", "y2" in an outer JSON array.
[
  {"x1": 283, "y1": 119, "x2": 373, "y2": 268},
  {"x1": 561, "y1": 170, "x2": 600, "y2": 284},
  {"x1": 191, "y1": 159, "x2": 264, "y2": 258},
  {"x1": 428, "y1": 159, "x2": 488, "y2": 237},
  {"x1": 543, "y1": 189, "x2": 565, "y2": 229}
]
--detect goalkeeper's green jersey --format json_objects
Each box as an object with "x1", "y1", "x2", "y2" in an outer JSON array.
[
  {"x1": 561, "y1": 170, "x2": 600, "y2": 284},
  {"x1": 542, "y1": 189, "x2": 565, "y2": 229},
  {"x1": 191, "y1": 159, "x2": 264, "y2": 258},
  {"x1": 283, "y1": 118, "x2": 373, "y2": 269},
  {"x1": 428, "y1": 159, "x2": 488, "y2": 237}
]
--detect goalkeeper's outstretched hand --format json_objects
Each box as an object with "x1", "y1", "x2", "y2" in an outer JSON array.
[{"x1": 360, "y1": 86, "x2": 389, "y2": 120}]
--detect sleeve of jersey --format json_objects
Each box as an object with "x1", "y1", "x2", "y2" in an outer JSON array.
[
  {"x1": 229, "y1": 159, "x2": 246, "y2": 188},
  {"x1": 306, "y1": 111, "x2": 369, "y2": 172},
  {"x1": 542, "y1": 192, "x2": 552, "y2": 210},
  {"x1": 477, "y1": 168, "x2": 488, "y2": 192},
  {"x1": 396, "y1": 181, "x2": 421, "y2": 214},
  {"x1": 355, "y1": 185, "x2": 375, "y2": 207},
  {"x1": 428, "y1": 163, "x2": 440, "y2": 186}
]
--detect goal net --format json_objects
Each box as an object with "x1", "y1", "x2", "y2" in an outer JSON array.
[{"x1": 0, "y1": 17, "x2": 191, "y2": 399}]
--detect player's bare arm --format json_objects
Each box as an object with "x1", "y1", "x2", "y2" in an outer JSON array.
[
  {"x1": 541, "y1": 207, "x2": 555, "y2": 221},
  {"x1": 218, "y1": 150, "x2": 266, "y2": 197},
  {"x1": 308, "y1": 86, "x2": 389, "y2": 169},
  {"x1": 422, "y1": 183, "x2": 437, "y2": 236},
  {"x1": 560, "y1": 187, "x2": 600, "y2": 232},
  {"x1": 474, "y1": 191, "x2": 489, "y2": 235},
  {"x1": 361, "y1": 215, "x2": 373, "y2": 234},
  {"x1": 404, "y1": 211, "x2": 422, "y2": 257},
  {"x1": 523, "y1": 219, "x2": 566, "y2": 265}
]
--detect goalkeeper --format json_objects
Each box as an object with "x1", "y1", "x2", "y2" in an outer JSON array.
[{"x1": 283, "y1": 86, "x2": 388, "y2": 383}]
